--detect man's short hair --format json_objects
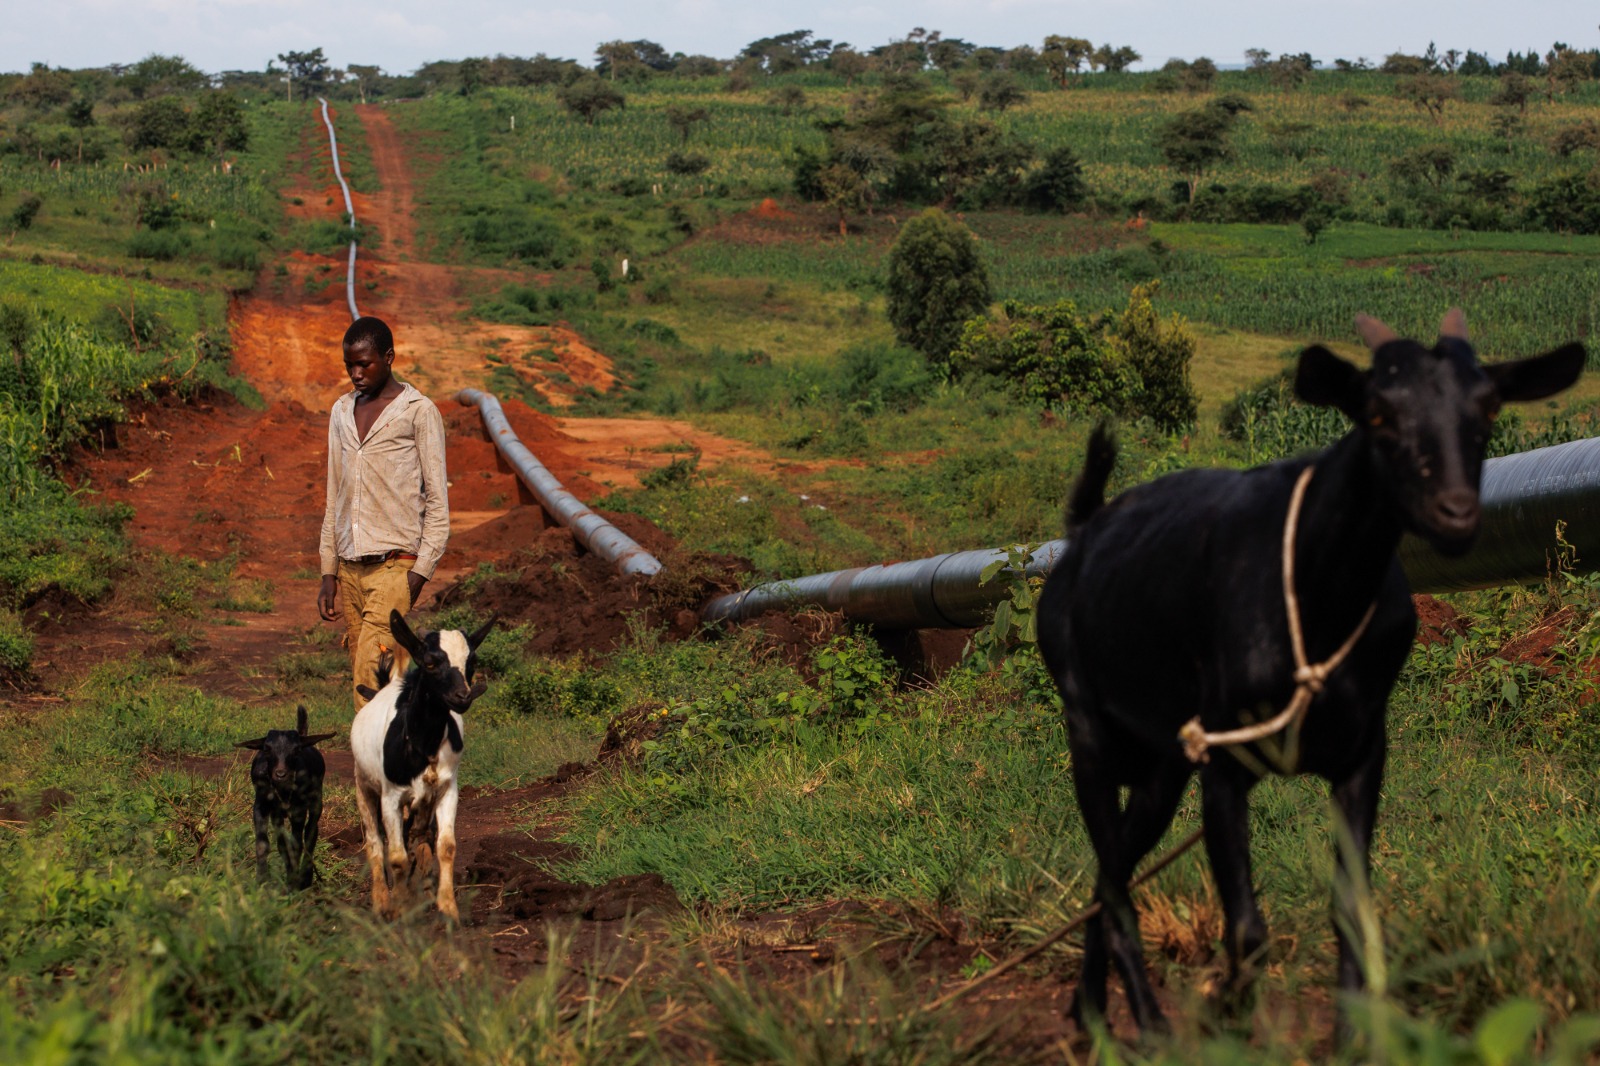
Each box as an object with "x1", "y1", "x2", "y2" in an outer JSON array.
[{"x1": 343, "y1": 316, "x2": 394, "y2": 355}]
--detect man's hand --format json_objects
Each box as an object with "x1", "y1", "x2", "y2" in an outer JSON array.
[
  {"x1": 407, "y1": 570, "x2": 427, "y2": 607},
  {"x1": 318, "y1": 575, "x2": 339, "y2": 621}
]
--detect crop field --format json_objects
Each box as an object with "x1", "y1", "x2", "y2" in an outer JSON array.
[{"x1": 4, "y1": 47, "x2": 1600, "y2": 1064}]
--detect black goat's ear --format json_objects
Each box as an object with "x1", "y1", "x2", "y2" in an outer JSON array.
[
  {"x1": 296, "y1": 705, "x2": 309, "y2": 736},
  {"x1": 466, "y1": 615, "x2": 496, "y2": 652},
  {"x1": 1295, "y1": 344, "x2": 1367, "y2": 421},
  {"x1": 355, "y1": 684, "x2": 378, "y2": 701},
  {"x1": 1485, "y1": 342, "x2": 1585, "y2": 403},
  {"x1": 299, "y1": 733, "x2": 336, "y2": 746},
  {"x1": 389, "y1": 609, "x2": 426, "y2": 659},
  {"x1": 236, "y1": 737, "x2": 266, "y2": 750}
]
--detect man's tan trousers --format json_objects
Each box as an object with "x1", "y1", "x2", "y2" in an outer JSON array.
[{"x1": 339, "y1": 556, "x2": 415, "y2": 709}]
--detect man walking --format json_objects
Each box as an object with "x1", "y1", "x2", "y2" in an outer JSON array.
[{"x1": 318, "y1": 316, "x2": 449, "y2": 708}]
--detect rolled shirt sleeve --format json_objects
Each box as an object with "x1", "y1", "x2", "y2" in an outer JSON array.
[
  {"x1": 412, "y1": 398, "x2": 450, "y2": 580},
  {"x1": 318, "y1": 412, "x2": 342, "y2": 577}
]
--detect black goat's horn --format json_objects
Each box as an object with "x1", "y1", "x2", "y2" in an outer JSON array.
[
  {"x1": 1439, "y1": 307, "x2": 1469, "y2": 341},
  {"x1": 1354, "y1": 313, "x2": 1398, "y2": 351}
]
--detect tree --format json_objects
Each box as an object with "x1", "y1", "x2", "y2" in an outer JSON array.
[
  {"x1": 1547, "y1": 46, "x2": 1595, "y2": 98},
  {"x1": 595, "y1": 40, "x2": 673, "y2": 79},
  {"x1": 926, "y1": 119, "x2": 1033, "y2": 205},
  {"x1": 1491, "y1": 71, "x2": 1533, "y2": 113},
  {"x1": 128, "y1": 96, "x2": 192, "y2": 151},
  {"x1": 951, "y1": 70, "x2": 980, "y2": 102},
  {"x1": 277, "y1": 49, "x2": 331, "y2": 100},
  {"x1": 191, "y1": 92, "x2": 249, "y2": 157},
  {"x1": 1157, "y1": 98, "x2": 1248, "y2": 201},
  {"x1": 347, "y1": 64, "x2": 382, "y2": 104},
  {"x1": 1244, "y1": 48, "x2": 1272, "y2": 71},
  {"x1": 1381, "y1": 52, "x2": 1432, "y2": 75},
  {"x1": 1108, "y1": 281, "x2": 1197, "y2": 431},
  {"x1": 828, "y1": 47, "x2": 872, "y2": 86},
  {"x1": 1093, "y1": 44, "x2": 1141, "y2": 72},
  {"x1": 1022, "y1": 145, "x2": 1089, "y2": 213},
  {"x1": 742, "y1": 30, "x2": 831, "y2": 72},
  {"x1": 458, "y1": 57, "x2": 486, "y2": 95},
  {"x1": 977, "y1": 71, "x2": 1027, "y2": 112},
  {"x1": 664, "y1": 104, "x2": 709, "y2": 146},
  {"x1": 768, "y1": 85, "x2": 806, "y2": 115},
  {"x1": 1041, "y1": 35, "x2": 1093, "y2": 88},
  {"x1": 557, "y1": 75, "x2": 625, "y2": 124},
  {"x1": 885, "y1": 208, "x2": 991, "y2": 366},
  {"x1": 5, "y1": 63, "x2": 73, "y2": 107},
  {"x1": 1269, "y1": 53, "x2": 1316, "y2": 90},
  {"x1": 1183, "y1": 58, "x2": 1219, "y2": 93},
  {"x1": 1396, "y1": 73, "x2": 1459, "y2": 125},
  {"x1": 124, "y1": 54, "x2": 207, "y2": 98},
  {"x1": 1388, "y1": 145, "x2": 1456, "y2": 190}
]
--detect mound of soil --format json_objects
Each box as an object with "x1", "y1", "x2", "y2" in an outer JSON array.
[
  {"x1": 753, "y1": 197, "x2": 795, "y2": 220},
  {"x1": 0, "y1": 787, "x2": 74, "y2": 824},
  {"x1": 435, "y1": 514, "x2": 746, "y2": 657},
  {"x1": 598, "y1": 702, "x2": 675, "y2": 765},
  {"x1": 464, "y1": 830, "x2": 681, "y2": 922},
  {"x1": 1414, "y1": 594, "x2": 1470, "y2": 647}
]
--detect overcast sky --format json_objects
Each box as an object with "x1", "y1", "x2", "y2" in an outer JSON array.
[{"x1": 6, "y1": 0, "x2": 1599, "y2": 75}]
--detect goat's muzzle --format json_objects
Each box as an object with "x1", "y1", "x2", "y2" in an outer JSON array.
[
  {"x1": 447, "y1": 678, "x2": 488, "y2": 712},
  {"x1": 1424, "y1": 488, "x2": 1481, "y2": 555}
]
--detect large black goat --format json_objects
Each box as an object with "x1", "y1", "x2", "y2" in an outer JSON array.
[
  {"x1": 237, "y1": 706, "x2": 334, "y2": 890},
  {"x1": 1036, "y1": 310, "x2": 1583, "y2": 1038}
]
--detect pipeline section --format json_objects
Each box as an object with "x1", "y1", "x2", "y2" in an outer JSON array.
[
  {"x1": 703, "y1": 437, "x2": 1600, "y2": 627},
  {"x1": 456, "y1": 389, "x2": 663, "y2": 577},
  {"x1": 317, "y1": 97, "x2": 360, "y2": 321}
]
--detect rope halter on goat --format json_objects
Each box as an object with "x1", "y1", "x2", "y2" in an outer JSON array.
[{"x1": 1178, "y1": 465, "x2": 1378, "y2": 765}]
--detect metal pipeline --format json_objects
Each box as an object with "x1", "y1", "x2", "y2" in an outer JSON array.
[
  {"x1": 317, "y1": 97, "x2": 360, "y2": 321},
  {"x1": 702, "y1": 439, "x2": 1600, "y2": 627},
  {"x1": 456, "y1": 389, "x2": 663, "y2": 577}
]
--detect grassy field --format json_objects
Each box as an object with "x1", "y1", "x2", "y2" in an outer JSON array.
[{"x1": 6, "y1": 62, "x2": 1600, "y2": 1063}]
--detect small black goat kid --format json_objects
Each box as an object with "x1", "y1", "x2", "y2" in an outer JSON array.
[
  {"x1": 237, "y1": 706, "x2": 334, "y2": 890},
  {"x1": 1037, "y1": 310, "x2": 1583, "y2": 1040}
]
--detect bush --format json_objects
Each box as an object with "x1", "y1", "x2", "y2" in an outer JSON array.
[
  {"x1": 1021, "y1": 146, "x2": 1089, "y2": 213},
  {"x1": 1106, "y1": 280, "x2": 1198, "y2": 432},
  {"x1": 9, "y1": 193, "x2": 42, "y2": 231},
  {"x1": 1220, "y1": 368, "x2": 1348, "y2": 462},
  {"x1": 127, "y1": 228, "x2": 188, "y2": 261},
  {"x1": 949, "y1": 298, "x2": 1138, "y2": 413},
  {"x1": 0, "y1": 606, "x2": 32, "y2": 675},
  {"x1": 0, "y1": 297, "x2": 34, "y2": 355},
  {"x1": 664, "y1": 151, "x2": 710, "y2": 176},
  {"x1": 885, "y1": 208, "x2": 991, "y2": 367}
]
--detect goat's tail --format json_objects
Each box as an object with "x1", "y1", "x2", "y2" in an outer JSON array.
[{"x1": 1067, "y1": 422, "x2": 1117, "y2": 531}]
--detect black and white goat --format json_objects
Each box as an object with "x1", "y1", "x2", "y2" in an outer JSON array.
[
  {"x1": 237, "y1": 705, "x2": 334, "y2": 890},
  {"x1": 351, "y1": 610, "x2": 493, "y2": 921},
  {"x1": 1037, "y1": 310, "x2": 1583, "y2": 1039}
]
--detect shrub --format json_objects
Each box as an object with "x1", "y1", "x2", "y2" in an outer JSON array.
[
  {"x1": 1220, "y1": 368, "x2": 1347, "y2": 462},
  {"x1": 0, "y1": 297, "x2": 34, "y2": 355},
  {"x1": 128, "y1": 228, "x2": 188, "y2": 261},
  {"x1": 949, "y1": 298, "x2": 1138, "y2": 413},
  {"x1": 664, "y1": 151, "x2": 710, "y2": 176},
  {"x1": 1021, "y1": 146, "x2": 1089, "y2": 213},
  {"x1": 1106, "y1": 280, "x2": 1198, "y2": 432},
  {"x1": 885, "y1": 208, "x2": 991, "y2": 367},
  {"x1": 0, "y1": 606, "x2": 32, "y2": 675},
  {"x1": 9, "y1": 193, "x2": 42, "y2": 231}
]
